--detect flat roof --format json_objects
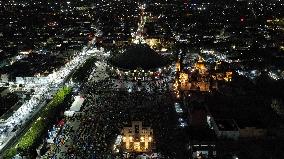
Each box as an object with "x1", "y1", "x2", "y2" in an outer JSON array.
[
  {"x1": 215, "y1": 119, "x2": 239, "y2": 131},
  {"x1": 70, "y1": 96, "x2": 84, "y2": 112},
  {"x1": 235, "y1": 119, "x2": 266, "y2": 129}
]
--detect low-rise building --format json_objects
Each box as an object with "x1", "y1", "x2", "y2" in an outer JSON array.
[
  {"x1": 236, "y1": 120, "x2": 267, "y2": 138},
  {"x1": 212, "y1": 119, "x2": 239, "y2": 140}
]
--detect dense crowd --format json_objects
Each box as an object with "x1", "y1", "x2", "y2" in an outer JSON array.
[
  {"x1": 41, "y1": 58, "x2": 189, "y2": 159},
  {"x1": 54, "y1": 76, "x2": 187, "y2": 158}
]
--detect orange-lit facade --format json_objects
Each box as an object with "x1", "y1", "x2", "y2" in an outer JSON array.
[{"x1": 122, "y1": 121, "x2": 153, "y2": 153}]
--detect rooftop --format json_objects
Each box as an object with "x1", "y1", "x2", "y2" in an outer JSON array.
[
  {"x1": 110, "y1": 44, "x2": 169, "y2": 70},
  {"x1": 215, "y1": 119, "x2": 239, "y2": 131}
]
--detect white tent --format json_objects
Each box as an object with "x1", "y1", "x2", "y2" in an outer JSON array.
[
  {"x1": 46, "y1": 138, "x2": 54, "y2": 144},
  {"x1": 69, "y1": 96, "x2": 84, "y2": 112},
  {"x1": 64, "y1": 110, "x2": 75, "y2": 117}
]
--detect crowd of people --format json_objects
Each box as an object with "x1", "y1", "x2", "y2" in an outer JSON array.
[
  {"x1": 43, "y1": 73, "x2": 189, "y2": 158},
  {"x1": 37, "y1": 49, "x2": 190, "y2": 158},
  {"x1": 0, "y1": 47, "x2": 96, "y2": 150}
]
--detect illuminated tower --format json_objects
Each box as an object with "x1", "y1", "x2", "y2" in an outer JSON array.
[
  {"x1": 176, "y1": 59, "x2": 181, "y2": 72},
  {"x1": 195, "y1": 56, "x2": 207, "y2": 74},
  {"x1": 179, "y1": 72, "x2": 191, "y2": 90}
]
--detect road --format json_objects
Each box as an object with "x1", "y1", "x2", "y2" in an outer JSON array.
[{"x1": 0, "y1": 44, "x2": 100, "y2": 155}]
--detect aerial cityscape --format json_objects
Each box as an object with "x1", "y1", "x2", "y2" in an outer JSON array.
[{"x1": 0, "y1": 0, "x2": 284, "y2": 158}]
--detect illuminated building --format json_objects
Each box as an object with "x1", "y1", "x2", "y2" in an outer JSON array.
[
  {"x1": 196, "y1": 81, "x2": 210, "y2": 92},
  {"x1": 174, "y1": 56, "x2": 212, "y2": 92},
  {"x1": 224, "y1": 71, "x2": 233, "y2": 82},
  {"x1": 176, "y1": 59, "x2": 181, "y2": 72},
  {"x1": 195, "y1": 56, "x2": 207, "y2": 74},
  {"x1": 191, "y1": 56, "x2": 211, "y2": 92},
  {"x1": 179, "y1": 72, "x2": 191, "y2": 91},
  {"x1": 145, "y1": 38, "x2": 160, "y2": 49},
  {"x1": 122, "y1": 121, "x2": 153, "y2": 152},
  {"x1": 212, "y1": 61, "x2": 233, "y2": 82}
]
